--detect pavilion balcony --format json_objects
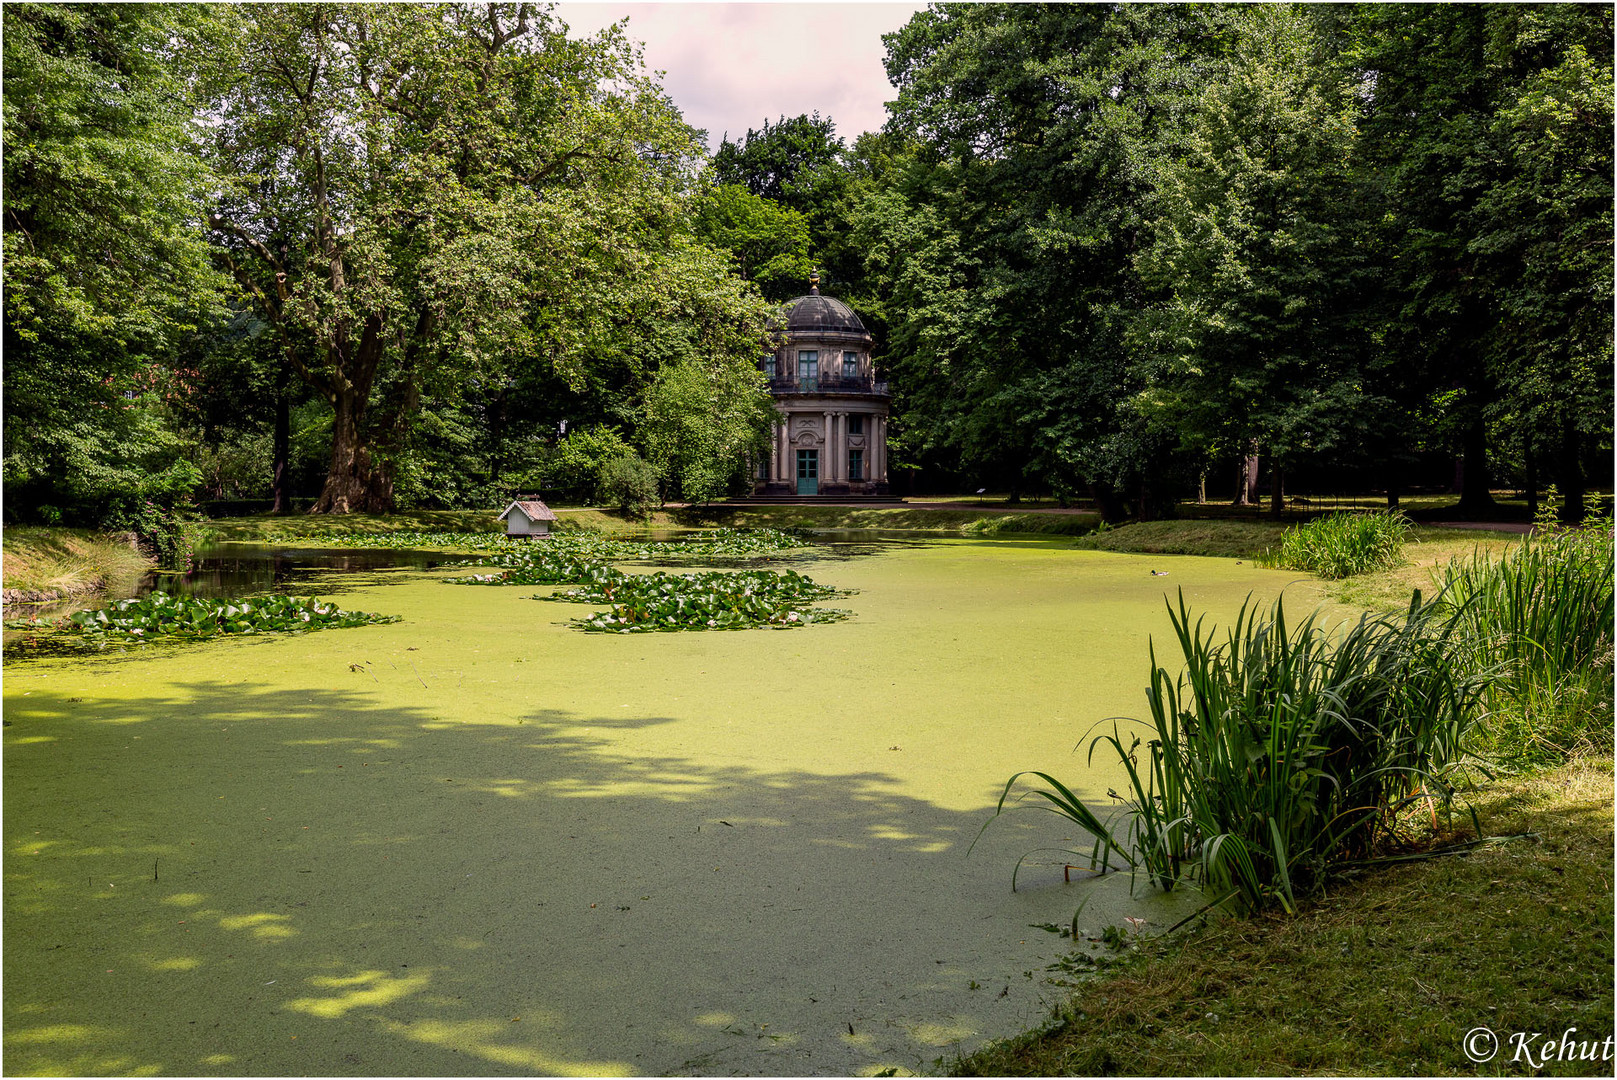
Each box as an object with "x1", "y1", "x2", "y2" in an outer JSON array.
[{"x1": 768, "y1": 374, "x2": 890, "y2": 397}]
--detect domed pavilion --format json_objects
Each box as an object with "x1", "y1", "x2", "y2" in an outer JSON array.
[{"x1": 756, "y1": 273, "x2": 891, "y2": 496}]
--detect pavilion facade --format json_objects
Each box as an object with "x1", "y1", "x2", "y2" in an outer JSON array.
[{"x1": 755, "y1": 275, "x2": 890, "y2": 496}]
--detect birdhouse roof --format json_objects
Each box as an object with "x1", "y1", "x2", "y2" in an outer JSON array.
[{"x1": 497, "y1": 500, "x2": 557, "y2": 522}]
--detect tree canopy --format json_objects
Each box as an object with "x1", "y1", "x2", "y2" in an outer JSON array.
[{"x1": 4, "y1": 2, "x2": 1610, "y2": 523}]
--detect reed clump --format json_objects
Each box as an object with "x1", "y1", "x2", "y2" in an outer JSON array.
[
  {"x1": 1261, "y1": 509, "x2": 1411, "y2": 579},
  {"x1": 990, "y1": 589, "x2": 1484, "y2": 916},
  {"x1": 1436, "y1": 507, "x2": 1614, "y2": 769}
]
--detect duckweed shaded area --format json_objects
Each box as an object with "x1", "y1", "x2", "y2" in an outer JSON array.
[{"x1": 4, "y1": 539, "x2": 1302, "y2": 1076}]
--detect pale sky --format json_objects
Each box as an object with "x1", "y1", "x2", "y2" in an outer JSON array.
[{"x1": 556, "y1": 2, "x2": 928, "y2": 150}]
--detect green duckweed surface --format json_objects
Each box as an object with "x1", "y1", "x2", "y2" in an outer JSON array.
[{"x1": 4, "y1": 538, "x2": 1304, "y2": 1076}]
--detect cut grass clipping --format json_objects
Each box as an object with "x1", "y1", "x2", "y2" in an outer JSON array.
[
  {"x1": 1260, "y1": 509, "x2": 1411, "y2": 579},
  {"x1": 7, "y1": 591, "x2": 400, "y2": 646},
  {"x1": 983, "y1": 589, "x2": 1485, "y2": 917}
]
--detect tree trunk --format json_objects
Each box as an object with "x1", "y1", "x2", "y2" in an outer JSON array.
[
  {"x1": 1558, "y1": 418, "x2": 1585, "y2": 524},
  {"x1": 1197, "y1": 470, "x2": 1207, "y2": 504},
  {"x1": 487, "y1": 388, "x2": 506, "y2": 483},
  {"x1": 1455, "y1": 418, "x2": 1497, "y2": 516},
  {"x1": 1233, "y1": 446, "x2": 1260, "y2": 506},
  {"x1": 1270, "y1": 461, "x2": 1285, "y2": 516},
  {"x1": 1385, "y1": 470, "x2": 1401, "y2": 510},
  {"x1": 1090, "y1": 481, "x2": 1128, "y2": 524},
  {"x1": 271, "y1": 392, "x2": 291, "y2": 514},
  {"x1": 308, "y1": 313, "x2": 392, "y2": 514},
  {"x1": 311, "y1": 388, "x2": 393, "y2": 513},
  {"x1": 1523, "y1": 437, "x2": 1538, "y2": 523}
]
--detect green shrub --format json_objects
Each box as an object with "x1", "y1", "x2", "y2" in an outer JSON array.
[
  {"x1": 1436, "y1": 509, "x2": 1614, "y2": 769},
  {"x1": 103, "y1": 497, "x2": 206, "y2": 569},
  {"x1": 987, "y1": 590, "x2": 1483, "y2": 916},
  {"x1": 1261, "y1": 510, "x2": 1411, "y2": 579},
  {"x1": 533, "y1": 425, "x2": 638, "y2": 503},
  {"x1": 596, "y1": 453, "x2": 661, "y2": 517}
]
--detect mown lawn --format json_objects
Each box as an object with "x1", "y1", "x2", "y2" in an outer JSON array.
[{"x1": 955, "y1": 760, "x2": 1615, "y2": 1077}]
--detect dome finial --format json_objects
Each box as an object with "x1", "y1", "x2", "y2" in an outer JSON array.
[{"x1": 809, "y1": 268, "x2": 820, "y2": 295}]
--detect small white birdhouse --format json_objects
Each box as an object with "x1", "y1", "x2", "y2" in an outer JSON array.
[{"x1": 497, "y1": 499, "x2": 557, "y2": 538}]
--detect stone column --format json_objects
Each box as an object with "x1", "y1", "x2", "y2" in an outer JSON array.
[
  {"x1": 873, "y1": 413, "x2": 886, "y2": 481},
  {"x1": 822, "y1": 410, "x2": 833, "y2": 484},
  {"x1": 840, "y1": 410, "x2": 853, "y2": 481},
  {"x1": 830, "y1": 412, "x2": 841, "y2": 483},
  {"x1": 779, "y1": 415, "x2": 791, "y2": 484},
  {"x1": 876, "y1": 415, "x2": 887, "y2": 482}
]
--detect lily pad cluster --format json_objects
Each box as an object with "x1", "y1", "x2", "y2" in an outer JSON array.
[
  {"x1": 446, "y1": 550, "x2": 610, "y2": 586},
  {"x1": 309, "y1": 527, "x2": 808, "y2": 561},
  {"x1": 56, "y1": 592, "x2": 400, "y2": 645},
  {"x1": 318, "y1": 526, "x2": 846, "y2": 633},
  {"x1": 539, "y1": 568, "x2": 853, "y2": 633}
]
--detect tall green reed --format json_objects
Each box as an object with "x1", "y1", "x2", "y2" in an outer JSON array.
[
  {"x1": 1261, "y1": 510, "x2": 1411, "y2": 579},
  {"x1": 1436, "y1": 509, "x2": 1614, "y2": 768},
  {"x1": 988, "y1": 589, "x2": 1483, "y2": 916}
]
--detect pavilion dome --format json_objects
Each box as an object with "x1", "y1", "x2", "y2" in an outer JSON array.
[{"x1": 778, "y1": 272, "x2": 868, "y2": 336}]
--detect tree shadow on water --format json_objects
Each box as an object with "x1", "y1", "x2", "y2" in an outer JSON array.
[{"x1": 5, "y1": 681, "x2": 1120, "y2": 1077}]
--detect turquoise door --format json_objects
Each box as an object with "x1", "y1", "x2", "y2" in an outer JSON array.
[{"x1": 796, "y1": 449, "x2": 819, "y2": 495}]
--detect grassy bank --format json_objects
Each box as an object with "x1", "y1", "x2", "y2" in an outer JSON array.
[
  {"x1": 200, "y1": 504, "x2": 1106, "y2": 541},
  {"x1": 956, "y1": 759, "x2": 1615, "y2": 1076},
  {"x1": 1068, "y1": 519, "x2": 1526, "y2": 575},
  {"x1": 1071, "y1": 519, "x2": 1287, "y2": 559},
  {"x1": 1320, "y1": 528, "x2": 1526, "y2": 613},
  {"x1": 678, "y1": 504, "x2": 1102, "y2": 534},
  {"x1": 0, "y1": 527, "x2": 153, "y2": 604},
  {"x1": 199, "y1": 508, "x2": 1527, "y2": 561}
]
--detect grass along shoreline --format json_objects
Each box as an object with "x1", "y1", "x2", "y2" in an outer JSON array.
[
  {"x1": 0, "y1": 527, "x2": 153, "y2": 605},
  {"x1": 954, "y1": 758, "x2": 1615, "y2": 1076}
]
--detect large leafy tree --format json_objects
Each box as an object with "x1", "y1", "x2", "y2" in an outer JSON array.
[
  {"x1": 1138, "y1": 4, "x2": 1384, "y2": 512},
  {"x1": 691, "y1": 184, "x2": 813, "y2": 303},
  {"x1": 712, "y1": 112, "x2": 862, "y2": 295},
  {"x1": 1349, "y1": 3, "x2": 1613, "y2": 518},
  {"x1": 201, "y1": 2, "x2": 770, "y2": 512},
  {"x1": 2, "y1": 2, "x2": 226, "y2": 520},
  {"x1": 866, "y1": 3, "x2": 1229, "y2": 513},
  {"x1": 712, "y1": 112, "x2": 845, "y2": 211}
]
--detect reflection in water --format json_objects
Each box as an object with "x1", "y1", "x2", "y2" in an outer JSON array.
[{"x1": 142, "y1": 544, "x2": 452, "y2": 602}]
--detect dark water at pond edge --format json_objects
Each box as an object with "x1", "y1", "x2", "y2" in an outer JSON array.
[{"x1": 2, "y1": 530, "x2": 947, "y2": 633}]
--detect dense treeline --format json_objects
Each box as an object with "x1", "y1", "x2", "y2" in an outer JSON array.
[
  {"x1": 4, "y1": 1, "x2": 776, "y2": 524},
  {"x1": 857, "y1": 2, "x2": 1612, "y2": 519},
  {"x1": 4, "y1": 2, "x2": 1611, "y2": 524}
]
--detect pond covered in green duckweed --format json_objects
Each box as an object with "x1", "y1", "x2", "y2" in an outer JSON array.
[{"x1": 3, "y1": 534, "x2": 1305, "y2": 1076}]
